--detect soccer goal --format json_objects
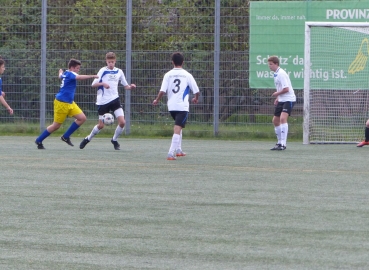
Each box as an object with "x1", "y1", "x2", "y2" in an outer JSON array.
[{"x1": 304, "y1": 22, "x2": 369, "y2": 144}]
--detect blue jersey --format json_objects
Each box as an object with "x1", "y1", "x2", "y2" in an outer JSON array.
[
  {"x1": 56, "y1": 70, "x2": 78, "y2": 103},
  {"x1": 0, "y1": 77, "x2": 2, "y2": 96}
]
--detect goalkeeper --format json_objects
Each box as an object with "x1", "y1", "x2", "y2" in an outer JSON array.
[{"x1": 268, "y1": 56, "x2": 296, "y2": 151}]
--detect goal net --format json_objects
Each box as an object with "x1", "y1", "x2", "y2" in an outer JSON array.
[{"x1": 304, "y1": 22, "x2": 369, "y2": 144}]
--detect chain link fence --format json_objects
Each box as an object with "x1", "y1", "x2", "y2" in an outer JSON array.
[{"x1": 0, "y1": 1, "x2": 303, "y2": 139}]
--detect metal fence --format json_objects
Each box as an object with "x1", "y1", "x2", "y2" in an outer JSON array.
[{"x1": 0, "y1": 0, "x2": 303, "y2": 138}]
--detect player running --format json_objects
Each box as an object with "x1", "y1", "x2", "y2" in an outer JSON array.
[
  {"x1": 79, "y1": 52, "x2": 136, "y2": 150},
  {"x1": 35, "y1": 59, "x2": 98, "y2": 149}
]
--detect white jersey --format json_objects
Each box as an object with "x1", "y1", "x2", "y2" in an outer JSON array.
[
  {"x1": 273, "y1": 67, "x2": 296, "y2": 102},
  {"x1": 160, "y1": 68, "x2": 200, "y2": 112},
  {"x1": 92, "y1": 67, "x2": 128, "y2": 105}
]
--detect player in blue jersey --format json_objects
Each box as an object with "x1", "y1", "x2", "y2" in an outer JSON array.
[
  {"x1": 35, "y1": 59, "x2": 98, "y2": 149},
  {"x1": 79, "y1": 52, "x2": 136, "y2": 150},
  {"x1": 153, "y1": 52, "x2": 200, "y2": 160},
  {"x1": 0, "y1": 56, "x2": 13, "y2": 115}
]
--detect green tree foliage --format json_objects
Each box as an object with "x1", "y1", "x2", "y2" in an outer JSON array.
[{"x1": 0, "y1": 0, "x2": 250, "y2": 122}]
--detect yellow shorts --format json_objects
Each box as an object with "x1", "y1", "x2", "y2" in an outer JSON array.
[{"x1": 54, "y1": 99, "x2": 83, "y2": 124}]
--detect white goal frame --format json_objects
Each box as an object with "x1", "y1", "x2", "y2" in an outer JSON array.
[{"x1": 303, "y1": 22, "x2": 369, "y2": 144}]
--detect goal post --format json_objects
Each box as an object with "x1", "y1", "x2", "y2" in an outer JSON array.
[{"x1": 304, "y1": 22, "x2": 369, "y2": 144}]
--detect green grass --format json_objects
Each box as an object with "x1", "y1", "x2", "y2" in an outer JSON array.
[
  {"x1": 0, "y1": 117, "x2": 304, "y2": 141},
  {"x1": 1, "y1": 136, "x2": 369, "y2": 269}
]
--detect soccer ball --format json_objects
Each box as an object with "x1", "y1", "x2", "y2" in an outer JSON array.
[{"x1": 102, "y1": 113, "x2": 114, "y2": 125}]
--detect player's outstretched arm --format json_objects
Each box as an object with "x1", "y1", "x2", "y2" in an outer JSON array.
[
  {"x1": 76, "y1": 74, "x2": 99, "y2": 80},
  {"x1": 0, "y1": 95, "x2": 13, "y2": 115}
]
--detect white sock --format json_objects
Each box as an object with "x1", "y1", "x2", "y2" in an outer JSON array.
[
  {"x1": 280, "y1": 123, "x2": 288, "y2": 146},
  {"x1": 274, "y1": 125, "x2": 282, "y2": 144},
  {"x1": 87, "y1": 125, "x2": 101, "y2": 141},
  {"x1": 177, "y1": 130, "x2": 183, "y2": 151},
  {"x1": 168, "y1": 134, "x2": 180, "y2": 155},
  {"x1": 113, "y1": 126, "x2": 125, "y2": 141}
]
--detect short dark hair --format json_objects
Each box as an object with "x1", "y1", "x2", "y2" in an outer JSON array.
[
  {"x1": 171, "y1": 52, "x2": 184, "y2": 66},
  {"x1": 0, "y1": 55, "x2": 4, "y2": 66},
  {"x1": 68, "y1": 58, "x2": 82, "y2": 69},
  {"x1": 268, "y1": 56, "x2": 279, "y2": 65},
  {"x1": 106, "y1": 52, "x2": 116, "y2": 60}
]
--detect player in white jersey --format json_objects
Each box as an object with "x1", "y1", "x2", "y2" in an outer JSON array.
[
  {"x1": 0, "y1": 56, "x2": 13, "y2": 116},
  {"x1": 79, "y1": 52, "x2": 136, "y2": 150},
  {"x1": 153, "y1": 52, "x2": 200, "y2": 160},
  {"x1": 268, "y1": 56, "x2": 296, "y2": 151}
]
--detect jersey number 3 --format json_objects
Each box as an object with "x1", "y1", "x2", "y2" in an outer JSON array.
[{"x1": 172, "y1": 79, "x2": 181, "y2": 93}]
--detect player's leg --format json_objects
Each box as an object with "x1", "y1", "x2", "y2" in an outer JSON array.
[
  {"x1": 111, "y1": 101, "x2": 125, "y2": 150},
  {"x1": 271, "y1": 103, "x2": 282, "y2": 150},
  {"x1": 279, "y1": 101, "x2": 295, "y2": 149},
  {"x1": 279, "y1": 113, "x2": 289, "y2": 148},
  {"x1": 357, "y1": 118, "x2": 369, "y2": 147},
  {"x1": 176, "y1": 112, "x2": 188, "y2": 156},
  {"x1": 176, "y1": 129, "x2": 186, "y2": 157},
  {"x1": 80, "y1": 106, "x2": 108, "y2": 149},
  {"x1": 80, "y1": 122, "x2": 99, "y2": 149},
  {"x1": 80, "y1": 121, "x2": 102, "y2": 148},
  {"x1": 35, "y1": 99, "x2": 65, "y2": 149},
  {"x1": 112, "y1": 108, "x2": 125, "y2": 140},
  {"x1": 88, "y1": 118, "x2": 105, "y2": 140},
  {"x1": 61, "y1": 102, "x2": 85, "y2": 147},
  {"x1": 168, "y1": 111, "x2": 187, "y2": 160},
  {"x1": 47, "y1": 122, "x2": 62, "y2": 133},
  {"x1": 168, "y1": 125, "x2": 182, "y2": 160},
  {"x1": 35, "y1": 122, "x2": 62, "y2": 149}
]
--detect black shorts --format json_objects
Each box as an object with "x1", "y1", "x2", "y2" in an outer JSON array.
[
  {"x1": 274, "y1": 101, "x2": 295, "y2": 117},
  {"x1": 170, "y1": 111, "x2": 188, "y2": 128},
  {"x1": 97, "y1": 98, "x2": 122, "y2": 115}
]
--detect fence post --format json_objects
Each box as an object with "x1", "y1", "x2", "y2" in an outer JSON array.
[
  {"x1": 40, "y1": 0, "x2": 47, "y2": 131},
  {"x1": 125, "y1": 0, "x2": 132, "y2": 134},
  {"x1": 213, "y1": 0, "x2": 220, "y2": 136}
]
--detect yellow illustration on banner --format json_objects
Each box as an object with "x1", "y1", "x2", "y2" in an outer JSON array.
[{"x1": 348, "y1": 38, "x2": 369, "y2": 74}]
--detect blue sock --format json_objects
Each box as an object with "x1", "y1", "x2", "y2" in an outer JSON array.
[
  {"x1": 63, "y1": 122, "x2": 80, "y2": 138},
  {"x1": 36, "y1": 129, "x2": 51, "y2": 143}
]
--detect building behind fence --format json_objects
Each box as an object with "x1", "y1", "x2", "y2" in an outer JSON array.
[{"x1": 0, "y1": 0, "x2": 303, "y2": 139}]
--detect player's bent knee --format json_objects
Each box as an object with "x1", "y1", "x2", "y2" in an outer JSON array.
[
  {"x1": 47, "y1": 123, "x2": 61, "y2": 133},
  {"x1": 79, "y1": 118, "x2": 87, "y2": 124},
  {"x1": 75, "y1": 114, "x2": 87, "y2": 123},
  {"x1": 118, "y1": 120, "x2": 125, "y2": 127}
]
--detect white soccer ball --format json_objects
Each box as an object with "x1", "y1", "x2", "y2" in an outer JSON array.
[{"x1": 102, "y1": 113, "x2": 114, "y2": 125}]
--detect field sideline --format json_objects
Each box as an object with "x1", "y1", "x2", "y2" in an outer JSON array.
[{"x1": 1, "y1": 136, "x2": 369, "y2": 269}]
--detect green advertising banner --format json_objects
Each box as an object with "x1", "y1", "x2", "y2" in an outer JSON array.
[{"x1": 250, "y1": 1, "x2": 369, "y2": 89}]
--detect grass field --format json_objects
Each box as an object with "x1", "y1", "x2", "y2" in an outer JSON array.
[
  {"x1": 1, "y1": 136, "x2": 369, "y2": 269},
  {"x1": 0, "y1": 119, "x2": 304, "y2": 141}
]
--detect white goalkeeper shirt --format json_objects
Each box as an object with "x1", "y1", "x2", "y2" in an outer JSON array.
[
  {"x1": 92, "y1": 67, "x2": 129, "y2": 105},
  {"x1": 273, "y1": 67, "x2": 296, "y2": 102},
  {"x1": 160, "y1": 68, "x2": 200, "y2": 112}
]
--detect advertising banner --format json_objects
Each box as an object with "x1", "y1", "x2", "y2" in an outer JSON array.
[{"x1": 250, "y1": 1, "x2": 369, "y2": 89}]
